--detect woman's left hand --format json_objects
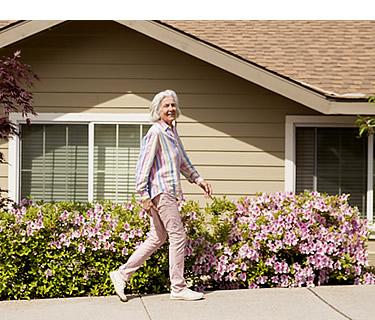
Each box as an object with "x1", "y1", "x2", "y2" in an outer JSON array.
[{"x1": 198, "y1": 180, "x2": 213, "y2": 199}]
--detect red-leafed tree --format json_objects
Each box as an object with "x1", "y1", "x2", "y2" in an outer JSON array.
[{"x1": 0, "y1": 51, "x2": 38, "y2": 207}]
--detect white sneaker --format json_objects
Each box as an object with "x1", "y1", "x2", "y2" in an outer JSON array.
[
  {"x1": 110, "y1": 271, "x2": 127, "y2": 302},
  {"x1": 170, "y1": 288, "x2": 204, "y2": 301}
]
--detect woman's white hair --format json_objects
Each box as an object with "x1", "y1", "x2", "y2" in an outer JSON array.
[{"x1": 150, "y1": 89, "x2": 181, "y2": 122}]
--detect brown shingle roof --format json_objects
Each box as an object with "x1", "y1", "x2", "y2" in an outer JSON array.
[
  {"x1": 161, "y1": 20, "x2": 375, "y2": 98},
  {"x1": 1, "y1": 20, "x2": 374, "y2": 98}
]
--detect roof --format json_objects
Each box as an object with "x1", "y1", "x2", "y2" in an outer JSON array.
[
  {"x1": 161, "y1": 20, "x2": 375, "y2": 99},
  {"x1": 0, "y1": 20, "x2": 374, "y2": 115}
]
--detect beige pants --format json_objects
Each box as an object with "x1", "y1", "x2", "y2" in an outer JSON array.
[{"x1": 119, "y1": 193, "x2": 187, "y2": 293}]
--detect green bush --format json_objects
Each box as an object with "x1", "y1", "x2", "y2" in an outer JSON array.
[
  {"x1": 0, "y1": 192, "x2": 374, "y2": 300},
  {"x1": 0, "y1": 200, "x2": 169, "y2": 299}
]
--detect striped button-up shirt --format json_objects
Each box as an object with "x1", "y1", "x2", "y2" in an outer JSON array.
[{"x1": 135, "y1": 120, "x2": 202, "y2": 201}]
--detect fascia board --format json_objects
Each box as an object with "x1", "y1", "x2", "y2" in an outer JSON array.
[
  {"x1": 328, "y1": 101, "x2": 375, "y2": 115},
  {"x1": 0, "y1": 20, "x2": 64, "y2": 48}
]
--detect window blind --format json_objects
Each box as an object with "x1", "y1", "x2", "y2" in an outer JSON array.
[
  {"x1": 21, "y1": 124, "x2": 89, "y2": 202},
  {"x1": 94, "y1": 124, "x2": 150, "y2": 202},
  {"x1": 296, "y1": 127, "x2": 315, "y2": 192}
]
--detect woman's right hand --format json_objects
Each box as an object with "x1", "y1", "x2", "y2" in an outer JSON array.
[{"x1": 141, "y1": 198, "x2": 158, "y2": 215}]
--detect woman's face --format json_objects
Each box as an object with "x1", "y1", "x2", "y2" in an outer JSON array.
[{"x1": 159, "y1": 96, "x2": 177, "y2": 126}]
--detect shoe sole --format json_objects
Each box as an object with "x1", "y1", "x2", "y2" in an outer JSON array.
[
  {"x1": 110, "y1": 272, "x2": 128, "y2": 302},
  {"x1": 170, "y1": 295, "x2": 204, "y2": 301}
]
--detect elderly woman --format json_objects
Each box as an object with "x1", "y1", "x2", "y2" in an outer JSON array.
[{"x1": 110, "y1": 89, "x2": 212, "y2": 302}]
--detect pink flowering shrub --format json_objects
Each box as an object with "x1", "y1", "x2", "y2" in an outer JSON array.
[
  {"x1": 0, "y1": 200, "x2": 169, "y2": 299},
  {"x1": 182, "y1": 192, "x2": 375, "y2": 291},
  {"x1": 0, "y1": 191, "x2": 374, "y2": 300}
]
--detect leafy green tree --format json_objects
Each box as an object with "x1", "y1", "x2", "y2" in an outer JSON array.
[{"x1": 356, "y1": 96, "x2": 375, "y2": 137}]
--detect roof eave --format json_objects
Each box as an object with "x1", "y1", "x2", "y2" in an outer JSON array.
[{"x1": 0, "y1": 20, "x2": 64, "y2": 48}]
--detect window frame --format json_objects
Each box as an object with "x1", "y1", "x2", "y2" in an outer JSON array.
[
  {"x1": 9, "y1": 112, "x2": 151, "y2": 203},
  {"x1": 285, "y1": 115, "x2": 373, "y2": 222}
]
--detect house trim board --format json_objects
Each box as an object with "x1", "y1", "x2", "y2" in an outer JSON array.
[
  {"x1": 368, "y1": 134, "x2": 374, "y2": 223},
  {"x1": 0, "y1": 20, "x2": 64, "y2": 48}
]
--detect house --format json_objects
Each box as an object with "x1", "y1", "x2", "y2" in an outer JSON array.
[{"x1": 0, "y1": 20, "x2": 374, "y2": 226}]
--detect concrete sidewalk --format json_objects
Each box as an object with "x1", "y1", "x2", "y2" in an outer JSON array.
[{"x1": 1, "y1": 285, "x2": 374, "y2": 320}]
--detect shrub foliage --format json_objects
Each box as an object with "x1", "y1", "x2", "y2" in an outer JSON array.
[{"x1": 0, "y1": 192, "x2": 374, "y2": 300}]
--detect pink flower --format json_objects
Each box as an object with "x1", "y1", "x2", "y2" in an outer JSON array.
[
  {"x1": 238, "y1": 244, "x2": 259, "y2": 261},
  {"x1": 59, "y1": 210, "x2": 70, "y2": 221},
  {"x1": 363, "y1": 272, "x2": 375, "y2": 285},
  {"x1": 91, "y1": 240, "x2": 100, "y2": 251},
  {"x1": 50, "y1": 240, "x2": 62, "y2": 249},
  {"x1": 136, "y1": 229, "x2": 143, "y2": 237},
  {"x1": 240, "y1": 262, "x2": 247, "y2": 271},
  {"x1": 223, "y1": 247, "x2": 233, "y2": 256},
  {"x1": 190, "y1": 211, "x2": 198, "y2": 220},
  {"x1": 99, "y1": 230, "x2": 111, "y2": 242},
  {"x1": 71, "y1": 230, "x2": 81, "y2": 239},
  {"x1": 104, "y1": 214, "x2": 112, "y2": 222},
  {"x1": 228, "y1": 272, "x2": 237, "y2": 282},
  {"x1": 78, "y1": 243, "x2": 86, "y2": 253},
  {"x1": 256, "y1": 276, "x2": 268, "y2": 285},
  {"x1": 248, "y1": 283, "x2": 259, "y2": 289},
  {"x1": 94, "y1": 204, "x2": 103, "y2": 214},
  {"x1": 139, "y1": 210, "x2": 147, "y2": 219},
  {"x1": 274, "y1": 261, "x2": 289, "y2": 274},
  {"x1": 265, "y1": 256, "x2": 276, "y2": 266},
  {"x1": 45, "y1": 269, "x2": 53, "y2": 278},
  {"x1": 239, "y1": 272, "x2": 247, "y2": 281},
  {"x1": 122, "y1": 247, "x2": 128, "y2": 256},
  {"x1": 120, "y1": 232, "x2": 129, "y2": 242}
]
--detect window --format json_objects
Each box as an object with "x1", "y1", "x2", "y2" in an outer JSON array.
[
  {"x1": 19, "y1": 120, "x2": 150, "y2": 203},
  {"x1": 296, "y1": 127, "x2": 367, "y2": 213},
  {"x1": 286, "y1": 116, "x2": 374, "y2": 223},
  {"x1": 93, "y1": 124, "x2": 149, "y2": 202},
  {"x1": 21, "y1": 124, "x2": 89, "y2": 202}
]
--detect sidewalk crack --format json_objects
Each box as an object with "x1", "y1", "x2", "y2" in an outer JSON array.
[
  {"x1": 307, "y1": 288, "x2": 353, "y2": 320},
  {"x1": 139, "y1": 295, "x2": 152, "y2": 320}
]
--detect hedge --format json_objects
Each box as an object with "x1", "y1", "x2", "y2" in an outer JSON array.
[{"x1": 0, "y1": 191, "x2": 374, "y2": 300}]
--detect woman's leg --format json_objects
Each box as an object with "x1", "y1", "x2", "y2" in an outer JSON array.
[
  {"x1": 156, "y1": 193, "x2": 187, "y2": 293},
  {"x1": 118, "y1": 195, "x2": 167, "y2": 281}
]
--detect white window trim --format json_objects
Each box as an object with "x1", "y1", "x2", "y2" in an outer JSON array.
[
  {"x1": 8, "y1": 112, "x2": 150, "y2": 203},
  {"x1": 285, "y1": 115, "x2": 373, "y2": 222},
  {"x1": 367, "y1": 134, "x2": 374, "y2": 223}
]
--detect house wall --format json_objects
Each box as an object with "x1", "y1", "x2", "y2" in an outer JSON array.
[{"x1": 0, "y1": 21, "x2": 319, "y2": 203}]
